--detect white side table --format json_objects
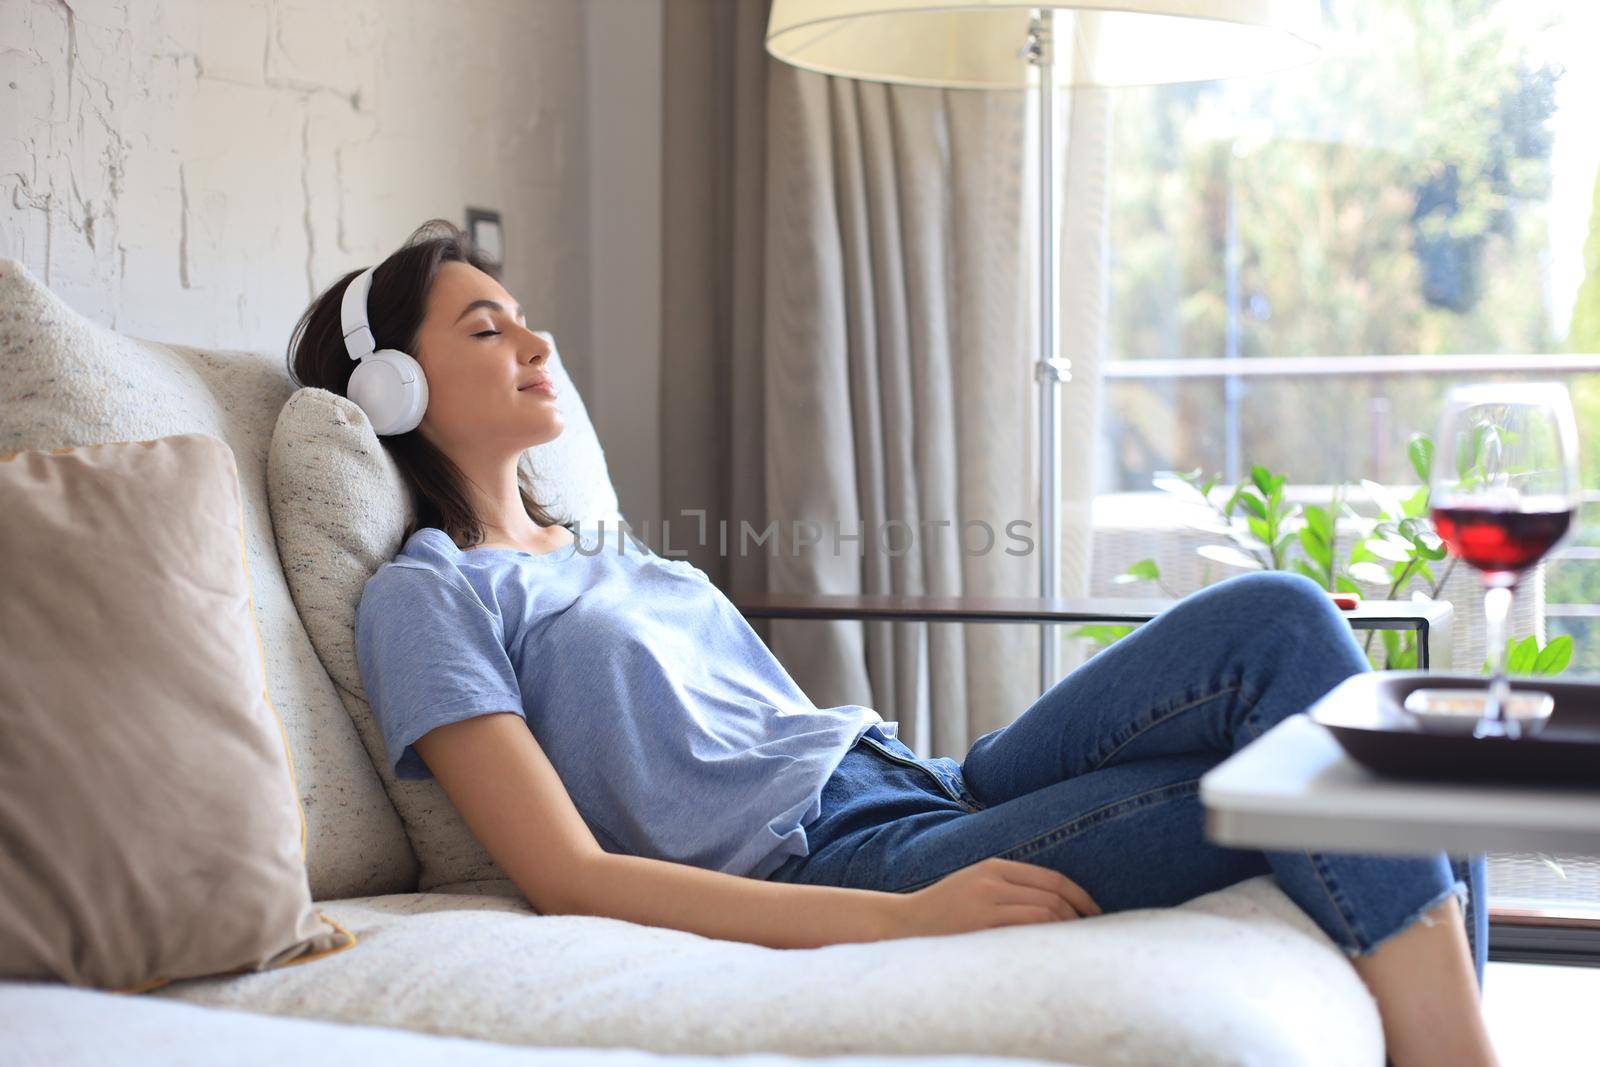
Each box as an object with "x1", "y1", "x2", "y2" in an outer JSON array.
[{"x1": 1199, "y1": 714, "x2": 1600, "y2": 858}]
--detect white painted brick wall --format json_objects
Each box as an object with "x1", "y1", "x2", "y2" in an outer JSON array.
[{"x1": 0, "y1": 0, "x2": 594, "y2": 393}]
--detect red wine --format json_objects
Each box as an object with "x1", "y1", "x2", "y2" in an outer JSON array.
[{"x1": 1431, "y1": 504, "x2": 1573, "y2": 573}]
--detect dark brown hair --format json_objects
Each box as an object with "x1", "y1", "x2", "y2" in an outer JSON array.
[{"x1": 286, "y1": 218, "x2": 570, "y2": 550}]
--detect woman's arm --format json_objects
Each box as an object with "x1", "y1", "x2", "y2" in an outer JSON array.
[
  {"x1": 559, "y1": 852, "x2": 903, "y2": 949},
  {"x1": 412, "y1": 712, "x2": 905, "y2": 949}
]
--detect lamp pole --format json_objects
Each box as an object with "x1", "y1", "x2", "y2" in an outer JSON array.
[{"x1": 1027, "y1": 11, "x2": 1072, "y2": 695}]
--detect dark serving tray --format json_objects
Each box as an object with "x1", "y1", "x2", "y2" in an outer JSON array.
[{"x1": 1308, "y1": 671, "x2": 1600, "y2": 786}]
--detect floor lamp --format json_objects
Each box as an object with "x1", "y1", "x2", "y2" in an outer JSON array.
[{"x1": 766, "y1": 0, "x2": 1322, "y2": 693}]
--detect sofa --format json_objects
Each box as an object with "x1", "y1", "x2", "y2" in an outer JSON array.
[{"x1": 0, "y1": 257, "x2": 1386, "y2": 1067}]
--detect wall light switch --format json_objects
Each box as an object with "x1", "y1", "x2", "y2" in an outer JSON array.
[{"x1": 465, "y1": 207, "x2": 504, "y2": 271}]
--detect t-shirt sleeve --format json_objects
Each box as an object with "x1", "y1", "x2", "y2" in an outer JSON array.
[{"x1": 354, "y1": 563, "x2": 526, "y2": 781}]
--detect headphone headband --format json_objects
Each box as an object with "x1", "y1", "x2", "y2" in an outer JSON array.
[{"x1": 340, "y1": 266, "x2": 378, "y2": 362}]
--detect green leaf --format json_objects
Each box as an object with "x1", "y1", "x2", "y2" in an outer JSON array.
[
  {"x1": 1299, "y1": 526, "x2": 1330, "y2": 567},
  {"x1": 1472, "y1": 422, "x2": 1497, "y2": 470},
  {"x1": 1403, "y1": 484, "x2": 1431, "y2": 518},
  {"x1": 1153, "y1": 475, "x2": 1211, "y2": 508},
  {"x1": 1234, "y1": 489, "x2": 1267, "y2": 520},
  {"x1": 1407, "y1": 433, "x2": 1434, "y2": 484},
  {"x1": 1335, "y1": 575, "x2": 1361, "y2": 594},
  {"x1": 1398, "y1": 646, "x2": 1417, "y2": 670},
  {"x1": 1114, "y1": 558, "x2": 1162, "y2": 585},
  {"x1": 1535, "y1": 853, "x2": 1568, "y2": 880},
  {"x1": 1247, "y1": 515, "x2": 1272, "y2": 545},
  {"x1": 1455, "y1": 430, "x2": 1475, "y2": 479},
  {"x1": 1533, "y1": 635, "x2": 1574, "y2": 675},
  {"x1": 1304, "y1": 505, "x2": 1333, "y2": 543},
  {"x1": 1069, "y1": 624, "x2": 1136, "y2": 647},
  {"x1": 1362, "y1": 479, "x2": 1406, "y2": 521},
  {"x1": 1251, "y1": 464, "x2": 1274, "y2": 497},
  {"x1": 1508, "y1": 634, "x2": 1540, "y2": 674},
  {"x1": 1364, "y1": 536, "x2": 1414, "y2": 563},
  {"x1": 1349, "y1": 561, "x2": 1391, "y2": 585},
  {"x1": 1387, "y1": 632, "x2": 1417, "y2": 670}
]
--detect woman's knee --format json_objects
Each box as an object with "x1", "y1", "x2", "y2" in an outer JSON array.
[
  {"x1": 1209, "y1": 571, "x2": 1349, "y2": 636},
  {"x1": 1187, "y1": 570, "x2": 1365, "y2": 677},
  {"x1": 1212, "y1": 569, "x2": 1327, "y2": 607}
]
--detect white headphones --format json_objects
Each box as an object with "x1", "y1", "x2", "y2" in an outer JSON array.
[{"x1": 340, "y1": 265, "x2": 429, "y2": 435}]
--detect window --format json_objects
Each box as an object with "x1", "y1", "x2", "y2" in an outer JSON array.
[{"x1": 1095, "y1": 0, "x2": 1599, "y2": 937}]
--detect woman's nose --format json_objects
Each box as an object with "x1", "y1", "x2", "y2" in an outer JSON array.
[{"x1": 522, "y1": 329, "x2": 551, "y2": 364}]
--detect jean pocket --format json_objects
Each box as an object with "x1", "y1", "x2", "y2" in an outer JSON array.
[{"x1": 857, "y1": 735, "x2": 977, "y2": 811}]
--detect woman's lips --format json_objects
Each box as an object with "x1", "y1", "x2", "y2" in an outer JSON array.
[{"x1": 519, "y1": 380, "x2": 557, "y2": 398}]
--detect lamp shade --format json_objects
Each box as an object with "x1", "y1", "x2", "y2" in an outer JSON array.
[{"x1": 765, "y1": 0, "x2": 1322, "y2": 89}]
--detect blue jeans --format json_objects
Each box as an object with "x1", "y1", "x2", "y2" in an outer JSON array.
[{"x1": 765, "y1": 571, "x2": 1488, "y2": 993}]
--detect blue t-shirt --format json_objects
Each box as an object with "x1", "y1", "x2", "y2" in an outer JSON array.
[{"x1": 354, "y1": 524, "x2": 896, "y2": 880}]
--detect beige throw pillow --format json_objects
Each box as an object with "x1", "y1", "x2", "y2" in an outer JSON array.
[{"x1": 0, "y1": 432, "x2": 356, "y2": 992}]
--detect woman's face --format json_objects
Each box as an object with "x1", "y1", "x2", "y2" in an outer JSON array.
[{"x1": 410, "y1": 260, "x2": 564, "y2": 459}]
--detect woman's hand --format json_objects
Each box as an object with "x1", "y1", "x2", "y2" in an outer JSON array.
[{"x1": 885, "y1": 857, "x2": 1103, "y2": 939}]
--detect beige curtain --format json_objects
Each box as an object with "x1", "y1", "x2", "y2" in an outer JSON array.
[{"x1": 662, "y1": 2, "x2": 1110, "y2": 761}]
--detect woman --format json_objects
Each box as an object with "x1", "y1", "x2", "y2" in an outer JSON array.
[{"x1": 289, "y1": 221, "x2": 1499, "y2": 1067}]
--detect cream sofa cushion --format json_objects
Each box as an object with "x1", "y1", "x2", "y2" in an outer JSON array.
[
  {"x1": 266, "y1": 340, "x2": 622, "y2": 890},
  {"x1": 148, "y1": 875, "x2": 1382, "y2": 1067},
  {"x1": 0, "y1": 258, "x2": 416, "y2": 900},
  {"x1": 0, "y1": 433, "x2": 355, "y2": 992},
  {"x1": 5, "y1": 983, "x2": 1071, "y2": 1067}
]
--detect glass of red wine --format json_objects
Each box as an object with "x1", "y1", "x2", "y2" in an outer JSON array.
[{"x1": 1427, "y1": 382, "x2": 1580, "y2": 740}]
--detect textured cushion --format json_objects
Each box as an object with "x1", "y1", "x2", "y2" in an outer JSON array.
[
  {"x1": 0, "y1": 258, "x2": 416, "y2": 901},
  {"x1": 148, "y1": 875, "x2": 1383, "y2": 1067},
  {"x1": 3, "y1": 982, "x2": 1069, "y2": 1067},
  {"x1": 266, "y1": 342, "x2": 622, "y2": 890},
  {"x1": 0, "y1": 433, "x2": 355, "y2": 992}
]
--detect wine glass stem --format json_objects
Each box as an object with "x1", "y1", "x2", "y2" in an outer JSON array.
[{"x1": 1482, "y1": 581, "x2": 1517, "y2": 739}]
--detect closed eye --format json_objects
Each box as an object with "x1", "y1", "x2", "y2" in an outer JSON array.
[{"x1": 472, "y1": 330, "x2": 501, "y2": 338}]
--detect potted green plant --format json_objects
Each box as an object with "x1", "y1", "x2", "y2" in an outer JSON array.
[{"x1": 1077, "y1": 431, "x2": 1574, "y2": 677}]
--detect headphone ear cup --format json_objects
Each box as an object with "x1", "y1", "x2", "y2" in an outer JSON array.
[{"x1": 348, "y1": 349, "x2": 428, "y2": 436}]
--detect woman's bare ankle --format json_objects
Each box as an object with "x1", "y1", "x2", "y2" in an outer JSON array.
[{"x1": 1349, "y1": 895, "x2": 1500, "y2": 1067}]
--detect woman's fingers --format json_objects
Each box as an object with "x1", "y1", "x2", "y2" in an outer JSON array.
[
  {"x1": 996, "y1": 858, "x2": 1102, "y2": 916},
  {"x1": 990, "y1": 880, "x2": 1081, "y2": 919}
]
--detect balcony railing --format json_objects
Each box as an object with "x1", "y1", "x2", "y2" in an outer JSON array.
[{"x1": 1101, "y1": 352, "x2": 1600, "y2": 636}]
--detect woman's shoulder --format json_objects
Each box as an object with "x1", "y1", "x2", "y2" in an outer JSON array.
[
  {"x1": 397, "y1": 525, "x2": 463, "y2": 563},
  {"x1": 359, "y1": 529, "x2": 473, "y2": 610}
]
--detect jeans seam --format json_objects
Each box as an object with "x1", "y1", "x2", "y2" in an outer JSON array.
[
  {"x1": 890, "y1": 778, "x2": 1202, "y2": 894},
  {"x1": 1002, "y1": 778, "x2": 1202, "y2": 860},
  {"x1": 859, "y1": 736, "x2": 974, "y2": 810},
  {"x1": 1304, "y1": 849, "x2": 1366, "y2": 953},
  {"x1": 1088, "y1": 682, "x2": 1243, "y2": 773}
]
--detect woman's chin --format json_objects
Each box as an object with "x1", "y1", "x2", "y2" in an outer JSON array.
[{"x1": 527, "y1": 412, "x2": 566, "y2": 447}]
